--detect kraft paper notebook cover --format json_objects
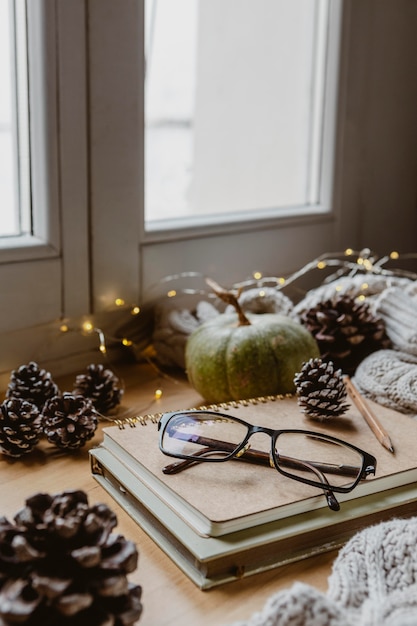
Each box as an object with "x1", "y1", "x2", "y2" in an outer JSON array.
[{"x1": 90, "y1": 394, "x2": 417, "y2": 538}]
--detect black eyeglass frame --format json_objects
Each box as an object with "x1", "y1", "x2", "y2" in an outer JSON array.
[{"x1": 158, "y1": 410, "x2": 377, "y2": 508}]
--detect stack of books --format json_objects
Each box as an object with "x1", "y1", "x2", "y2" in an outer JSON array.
[{"x1": 90, "y1": 394, "x2": 417, "y2": 589}]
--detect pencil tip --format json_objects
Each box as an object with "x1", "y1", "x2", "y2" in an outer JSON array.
[
  {"x1": 382, "y1": 435, "x2": 394, "y2": 454},
  {"x1": 385, "y1": 440, "x2": 395, "y2": 453}
]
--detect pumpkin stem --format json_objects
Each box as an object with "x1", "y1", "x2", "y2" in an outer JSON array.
[{"x1": 206, "y1": 277, "x2": 251, "y2": 326}]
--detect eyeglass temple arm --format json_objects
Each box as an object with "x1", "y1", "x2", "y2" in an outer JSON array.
[
  {"x1": 162, "y1": 433, "x2": 360, "y2": 477},
  {"x1": 292, "y1": 458, "x2": 340, "y2": 511}
]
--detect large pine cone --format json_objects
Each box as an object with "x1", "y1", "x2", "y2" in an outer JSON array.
[
  {"x1": 300, "y1": 294, "x2": 391, "y2": 374},
  {"x1": 294, "y1": 358, "x2": 350, "y2": 421},
  {"x1": 42, "y1": 394, "x2": 98, "y2": 450},
  {"x1": 6, "y1": 362, "x2": 59, "y2": 411},
  {"x1": 72, "y1": 365, "x2": 123, "y2": 415},
  {"x1": 0, "y1": 490, "x2": 142, "y2": 625},
  {"x1": 0, "y1": 399, "x2": 42, "y2": 458}
]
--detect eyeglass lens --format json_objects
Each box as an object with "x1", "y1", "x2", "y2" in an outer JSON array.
[
  {"x1": 162, "y1": 412, "x2": 248, "y2": 459},
  {"x1": 161, "y1": 412, "x2": 364, "y2": 490},
  {"x1": 273, "y1": 432, "x2": 363, "y2": 489}
]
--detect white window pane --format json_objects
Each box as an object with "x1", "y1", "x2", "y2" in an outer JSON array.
[
  {"x1": 0, "y1": 0, "x2": 30, "y2": 239},
  {"x1": 145, "y1": 0, "x2": 329, "y2": 225},
  {"x1": 0, "y1": 0, "x2": 17, "y2": 236},
  {"x1": 0, "y1": 134, "x2": 17, "y2": 235}
]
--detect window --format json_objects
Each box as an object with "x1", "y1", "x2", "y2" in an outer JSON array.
[
  {"x1": 0, "y1": 0, "x2": 30, "y2": 238},
  {"x1": 0, "y1": 0, "x2": 90, "y2": 339},
  {"x1": 139, "y1": 0, "x2": 343, "y2": 294},
  {"x1": 145, "y1": 0, "x2": 330, "y2": 227},
  {"x1": 0, "y1": 0, "x2": 416, "y2": 385}
]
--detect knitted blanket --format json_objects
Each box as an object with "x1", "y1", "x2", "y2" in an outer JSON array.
[
  {"x1": 227, "y1": 517, "x2": 417, "y2": 626},
  {"x1": 354, "y1": 350, "x2": 417, "y2": 416},
  {"x1": 353, "y1": 283, "x2": 417, "y2": 415}
]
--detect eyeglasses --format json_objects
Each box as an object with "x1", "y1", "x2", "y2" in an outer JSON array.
[{"x1": 158, "y1": 410, "x2": 377, "y2": 511}]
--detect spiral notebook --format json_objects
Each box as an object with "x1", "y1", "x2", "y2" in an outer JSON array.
[{"x1": 90, "y1": 394, "x2": 417, "y2": 538}]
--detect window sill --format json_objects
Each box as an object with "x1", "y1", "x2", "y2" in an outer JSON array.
[
  {"x1": 143, "y1": 204, "x2": 334, "y2": 244},
  {"x1": 0, "y1": 235, "x2": 60, "y2": 263}
]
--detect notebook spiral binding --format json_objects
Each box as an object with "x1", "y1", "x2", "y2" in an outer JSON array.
[{"x1": 112, "y1": 393, "x2": 293, "y2": 430}]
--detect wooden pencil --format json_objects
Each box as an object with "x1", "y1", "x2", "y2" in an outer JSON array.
[{"x1": 344, "y1": 375, "x2": 395, "y2": 454}]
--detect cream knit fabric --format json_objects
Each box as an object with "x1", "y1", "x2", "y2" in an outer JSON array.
[
  {"x1": 354, "y1": 350, "x2": 417, "y2": 416},
  {"x1": 353, "y1": 280, "x2": 417, "y2": 414},
  {"x1": 292, "y1": 275, "x2": 413, "y2": 319},
  {"x1": 152, "y1": 300, "x2": 219, "y2": 368},
  {"x1": 225, "y1": 288, "x2": 294, "y2": 316},
  {"x1": 227, "y1": 517, "x2": 417, "y2": 626},
  {"x1": 372, "y1": 285, "x2": 417, "y2": 356}
]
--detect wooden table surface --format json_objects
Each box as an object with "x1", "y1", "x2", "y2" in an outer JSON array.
[{"x1": 0, "y1": 362, "x2": 336, "y2": 626}]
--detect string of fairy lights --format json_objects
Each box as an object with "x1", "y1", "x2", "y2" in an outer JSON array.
[{"x1": 56, "y1": 248, "x2": 417, "y2": 403}]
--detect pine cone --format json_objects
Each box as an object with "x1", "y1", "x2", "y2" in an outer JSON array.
[
  {"x1": 0, "y1": 490, "x2": 142, "y2": 625},
  {"x1": 72, "y1": 365, "x2": 123, "y2": 415},
  {"x1": 300, "y1": 294, "x2": 391, "y2": 374},
  {"x1": 6, "y1": 362, "x2": 60, "y2": 411},
  {"x1": 42, "y1": 394, "x2": 98, "y2": 450},
  {"x1": 294, "y1": 358, "x2": 350, "y2": 421},
  {"x1": 0, "y1": 399, "x2": 42, "y2": 458}
]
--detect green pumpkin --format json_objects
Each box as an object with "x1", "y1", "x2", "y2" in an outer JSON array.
[{"x1": 185, "y1": 311, "x2": 320, "y2": 403}]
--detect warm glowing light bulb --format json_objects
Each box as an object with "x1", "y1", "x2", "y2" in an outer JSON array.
[
  {"x1": 167, "y1": 290, "x2": 177, "y2": 298},
  {"x1": 60, "y1": 324, "x2": 69, "y2": 333},
  {"x1": 259, "y1": 289, "x2": 266, "y2": 297},
  {"x1": 278, "y1": 277, "x2": 286, "y2": 285},
  {"x1": 357, "y1": 294, "x2": 366, "y2": 301},
  {"x1": 154, "y1": 389, "x2": 163, "y2": 400},
  {"x1": 115, "y1": 298, "x2": 125, "y2": 307},
  {"x1": 253, "y1": 271, "x2": 262, "y2": 280},
  {"x1": 335, "y1": 284, "x2": 342, "y2": 292},
  {"x1": 361, "y1": 282, "x2": 369, "y2": 290},
  {"x1": 82, "y1": 321, "x2": 93, "y2": 332},
  {"x1": 99, "y1": 344, "x2": 107, "y2": 354},
  {"x1": 122, "y1": 338, "x2": 133, "y2": 346},
  {"x1": 317, "y1": 261, "x2": 326, "y2": 270},
  {"x1": 131, "y1": 306, "x2": 140, "y2": 315},
  {"x1": 345, "y1": 248, "x2": 354, "y2": 256},
  {"x1": 390, "y1": 250, "x2": 399, "y2": 260}
]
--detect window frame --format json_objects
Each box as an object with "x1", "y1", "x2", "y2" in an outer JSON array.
[
  {"x1": 0, "y1": 0, "x2": 343, "y2": 307},
  {"x1": 0, "y1": 0, "x2": 90, "y2": 322},
  {"x1": 138, "y1": 0, "x2": 345, "y2": 298},
  {"x1": 143, "y1": 0, "x2": 342, "y2": 240}
]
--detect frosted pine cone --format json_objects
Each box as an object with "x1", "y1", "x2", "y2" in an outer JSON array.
[
  {"x1": 300, "y1": 294, "x2": 391, "y2": 374},
  {"x1": 0, "y1": 490, "x2": 142, "y2": 625},
  {"x1": 42, "y1": 393, "x2": 98, "y2": 450},
  {"x1": 294, "y1": 358, "x2": 350, "y2": 421},
  {"x1": 0, "y1": 399, "x2": 42, "y2": 458},
  {"x1": 6, "y1": 362, "x2": 59, "y2": 411},
  {"x1": 72, "y1": 364, "x2": 123, "y2": 415}
]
